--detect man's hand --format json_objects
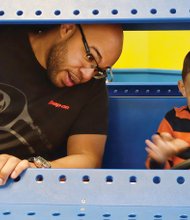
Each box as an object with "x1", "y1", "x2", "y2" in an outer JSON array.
[
  {"x1": 145, "y1": 132, "x2": 189, "y2": 163},
  {"x1": 0, "y1": 154, "x2": 35, "y2": 186}
]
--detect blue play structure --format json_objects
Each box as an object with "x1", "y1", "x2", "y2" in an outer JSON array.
[{"x1": 1, "y1": 0, "x2": 190, "y2": 219}]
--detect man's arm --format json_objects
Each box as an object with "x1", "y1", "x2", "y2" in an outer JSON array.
[
  {"x1": 51, "y1": 134, "x2": 106, "y2": 168},
  {"x1": 0, "y1": 134, "x2": 106, "y2": 185}
]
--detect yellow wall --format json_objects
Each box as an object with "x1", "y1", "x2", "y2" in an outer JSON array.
[{"x1": 114, "y1": 31, "x2": 190, "y2": 70}]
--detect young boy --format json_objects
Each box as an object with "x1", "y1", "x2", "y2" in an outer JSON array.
[{"x1": 145, "y1": 51, "x2": 190, "y2": 169}]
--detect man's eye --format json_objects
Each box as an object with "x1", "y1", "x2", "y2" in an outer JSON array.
[{"x1": 86, "y1": 53, "x2": 95, "y2": 62}]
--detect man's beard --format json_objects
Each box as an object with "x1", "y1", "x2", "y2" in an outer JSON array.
[{"x1": 46, "y1": 41, "x2": 68, "y2": 87}]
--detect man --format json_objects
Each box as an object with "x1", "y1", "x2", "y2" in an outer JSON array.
[{"x1": 0, "y1": 24, "x2": 123, "y2": 185}]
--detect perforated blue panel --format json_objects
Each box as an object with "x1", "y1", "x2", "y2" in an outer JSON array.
[
  {"x1": 0, "y1": 169, "x2": 190, "y2": 220},
  {"x1": 0, "y1": 0, "x2": 190, "y2": 29}
]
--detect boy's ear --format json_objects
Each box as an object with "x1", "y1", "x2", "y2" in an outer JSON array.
[
  {"x1": 59, "y1": 24, "x2": 77, "y2": 39},
  {"x1": 178, "y1": 80, "x2": 186, "y2": 97}
]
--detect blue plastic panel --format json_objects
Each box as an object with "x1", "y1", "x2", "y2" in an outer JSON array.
[
  {"x1": 0, "y1": 0, "x2": 190, "y2": 29},
  {"x1": 103, "y1": 83, "x2": 186, "y2": 169},
  {"x1": 0, "y1": 169, "x2": 190, "y2": 220},
  {"x1": 104, "y1": 96, "x2": 186, "y2": 169}
]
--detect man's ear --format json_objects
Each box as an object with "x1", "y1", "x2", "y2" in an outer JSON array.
[
  {"x1": 59, "y1": 24, "x2": 76, "y2": 40},
  {"x1": 178, "y1": 80, "x2": 186, "y2": 97}
]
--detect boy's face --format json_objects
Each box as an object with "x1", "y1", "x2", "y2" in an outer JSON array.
[{"x1": 178, "y1": 73, "x2": 190, "y2": 108}]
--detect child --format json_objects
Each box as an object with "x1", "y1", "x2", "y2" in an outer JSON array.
[{"x1": 145, "y1": 51, "x2": 190, "y2": 169}]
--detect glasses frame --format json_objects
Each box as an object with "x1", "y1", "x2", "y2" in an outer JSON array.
[{"x1": 77, "y1": 24, "x2": 113, "y2": 81}]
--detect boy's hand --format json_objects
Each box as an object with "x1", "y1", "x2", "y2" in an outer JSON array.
[{"x1": 145, "y1": 132, "x2": 189, "y2": 163}]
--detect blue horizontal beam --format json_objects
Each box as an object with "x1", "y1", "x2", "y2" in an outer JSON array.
[
  {"x1": 0, "y1": 169, "x2": 190, "y2": 219},
  {"x1": 107, "y1": 83, "x2": 182, "y2": 96},
  {"x1": 0, "y1": 0, "x2": 190, "y2": 29},
  {"x1": 0, "y1": 169, "x2": 189, "y2": 206}
]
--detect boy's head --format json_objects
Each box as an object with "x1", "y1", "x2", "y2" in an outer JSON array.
[
  {"x1": 178, "y1": 51, "x2": 190, "y2": 106},
  {"x1": 182, "y1": 51, "x2": 190, "y2": 82}
]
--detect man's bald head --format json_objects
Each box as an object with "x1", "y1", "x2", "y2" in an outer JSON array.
[{"x1": 81, "y1": 24, "x2": 123, "y2": 67}]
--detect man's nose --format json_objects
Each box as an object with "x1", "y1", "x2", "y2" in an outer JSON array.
[{"x1": 80, "y1": 67, "x2": 95, "y2": 81}]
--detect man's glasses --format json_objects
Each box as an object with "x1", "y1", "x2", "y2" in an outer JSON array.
[{"x1": 77, "y1": 24, "x2": 113, "y2": 81}]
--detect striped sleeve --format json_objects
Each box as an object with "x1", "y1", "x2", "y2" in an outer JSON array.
[{"x1": 146, "y1": 109, "x2": 175, "y2": 169}]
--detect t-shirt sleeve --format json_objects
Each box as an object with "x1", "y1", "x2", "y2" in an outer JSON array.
[{"x1": 69, "y1": 79, "x2": 108, "y2": 135}]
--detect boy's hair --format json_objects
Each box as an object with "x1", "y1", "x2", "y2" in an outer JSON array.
[{"x1": 182, "y1": 51, "x2": 190, "y2": 81}]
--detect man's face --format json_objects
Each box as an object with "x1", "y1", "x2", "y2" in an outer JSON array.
[
  {"x1": 46, "y1": 37, "x2": 84, "y2": 88},
  {"x1": 46, "y1": 24, "x2": 123, "y2": 88}
]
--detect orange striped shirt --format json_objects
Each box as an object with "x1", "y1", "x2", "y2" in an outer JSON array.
[{"x1": 146, "y1": 106, "x2": 190, "y2": 169}]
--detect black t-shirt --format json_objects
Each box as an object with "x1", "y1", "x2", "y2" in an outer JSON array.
[{"x1": 0, "y1": 26, "x2": 108, "y2": 160}]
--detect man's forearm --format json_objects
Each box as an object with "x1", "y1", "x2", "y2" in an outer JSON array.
[{"x1": 50, "y1": 154, "x2": 102, "y2": 169}]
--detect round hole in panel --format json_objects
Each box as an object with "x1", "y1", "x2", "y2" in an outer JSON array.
[
  {"x1": 36, "y1": 174, "x2": 43, "y2": 182},
  {"x1": 177, "y1": 176, "x2": 185, "y2": 184},
  {"x1": 78, "y1": 213, "x2": 86, "y2": 217},
  {"x1": 92, "y1": 9, "x2": 99, "y2": 15},
  {"x1": 0, "y1": 11, "x2": 5, "y2": 16},
  {"x1": 54, "y1": 10, "x2": 61, "y2": 16},
  {"x1": 59, "y1": 175, "x2": 67, "y2": 183},
  {"x1": 106, "y1": 175, "x2": 113, "y2": 184},
  {"x1": 2, "y1": 211, "x2": 11, "y2": 215},
  {"x1": 154, "y1": 214, "x2": 162, "y2": 218},
  {"x1": 52, "y1": 212, "x2": 61, "y2": 216},
  {"x1": 150, "y1": 9, "x2": 157, "y2": 14},
  {"x1": 131, "y1": 9, "x2": 138, "y2": 15},
  {"x1": 170, "y1": 8, "x2": 177, "y2": 14},
  {"x1": 82, "y1": 175, "x2": 90, "y2": 183},
  {"x1": 128, "y1": 213, "x2": 137, "y2": 218},
  {"x1": 16, "y1": 10, "x2": 23, "y2": 16},
  {"x1": 129, "y1": 176, "x2": 137, "y2": 184},
  {"x1": 103, "y1": 213, "x2": 111, "y2": 217},
  {"x1": 153, "y1": 176, "x2": 161, "y2": 184},
  {"x1": 73, "y1": 10, "x2": 80, "y2": 15},
  {"x1": 180, "y1": 214, "x2": 188, "y2": 219},
  {"x1": 27, "y1": 212, "x2": 36, "y2": 216},
  {"x1": 35, "y1": 10, "x2": 42, "y2": 16},
  {"x1": 112, "y1": 9, "x2": 118, "y2": 15}
]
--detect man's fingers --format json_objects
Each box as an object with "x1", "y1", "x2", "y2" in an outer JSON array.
[
  {"x1": 0, "y1": 155, "x2": 31, "y2": 185},
  {"x1": 0, "y1": 154, "x2": 9, "y2": 170},
  {"x1": 10, "y1": 159, "x2": 30, "y2": 179},
  {"x1": 0, "y1": 156, "x2": 21, "y2": 185}
]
